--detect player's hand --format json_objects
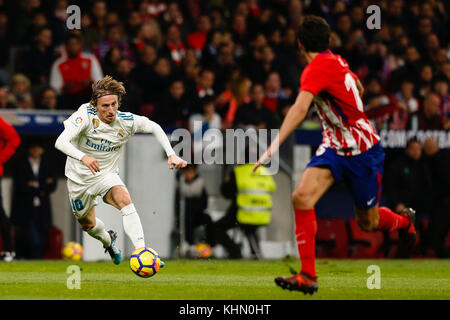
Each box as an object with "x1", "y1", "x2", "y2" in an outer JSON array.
[
  {"x1": 168, "y1": 154, "x2": 187, "y2": 170},
  {"x1": 81, "y1": 155, "x2": 100, "y2": 175},
  {"x1": 252, "y1": 150, "x2": 270, "y2": 173}
]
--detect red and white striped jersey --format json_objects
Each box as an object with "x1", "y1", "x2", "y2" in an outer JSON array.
[{"x1": 300, "y1": 50, "x2": 380, "y2": 156}]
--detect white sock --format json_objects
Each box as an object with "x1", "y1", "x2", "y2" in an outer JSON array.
[
  {"x1": 87, "y1": 218, "x2": 111, "y2": 248},
  {"x1": 121, "y1": 204, "x2": 145, "y2": 249}
]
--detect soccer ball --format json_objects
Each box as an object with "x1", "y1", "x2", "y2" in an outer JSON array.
[
  {"x1": 195, "y1": 243, "x2": 212, "y2": 258},
  {"x1": 62, "y1": 241, "x2": 83, "y2": 261},
  {"x1": 129, "y1": 247, "x2": 162, "y2": 278}
]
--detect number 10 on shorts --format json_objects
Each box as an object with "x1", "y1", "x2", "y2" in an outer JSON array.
[{"x1": 71, "y1": 199, "x2": 84, "y2": 212}]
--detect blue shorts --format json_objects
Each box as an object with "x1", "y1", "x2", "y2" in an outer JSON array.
[{"x1": 306, "y1": 142, "x2": 385, "y2": 210}]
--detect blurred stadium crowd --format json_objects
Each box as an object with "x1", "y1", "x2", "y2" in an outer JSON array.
[
  {"x1": 0, "y1": 0, "x2": 447, "y2": 131},
  {"x1": 0, "y1": 0, "x2": 449, "y2": 260}
]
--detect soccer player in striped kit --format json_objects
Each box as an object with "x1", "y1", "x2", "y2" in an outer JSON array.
[{"x1": 254, "y1": 16, "x2": 416, "y2": 294}]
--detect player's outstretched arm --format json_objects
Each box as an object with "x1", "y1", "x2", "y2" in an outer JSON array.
[
  {"x1": 133, "y1": 116, "x2": 187, "y2": 169},
  {"x1": 253, "y1": 90, "x2": 314, "y2": 172}
]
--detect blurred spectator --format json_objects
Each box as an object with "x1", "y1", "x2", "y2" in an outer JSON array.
[
  {"x1": 20, "y1": 26, "x2": 56, "y2": 86},
  {"x1": 161, "y1": 24, "x2": 186, "y2": 66},
  {"x1": 138, "y1": 56, "x2": 171, "y2": 106},
  {"x1": 175, "y1": 164, "x2": 214, "y2": 252},
  {"x1": 8, "y1": 74, "x2": 34, "y2": 109},
  {"x1": 132, "y1": 20, "x2": 163, "y2": 54},
  {"x1": 0, "y1": 116, "x2": 21, "y2": 262},
  {"x1": 263, "y1": 72, "x2": 289, "y2": 113},
  {"x1": 409, "y1": 91, "x2": 442, "y2": 130},
  {"x1": 201, "y1": 29, "x2": 223, "y2": 69},
  {"x1": 216, "y1": 74, "x2": 252, "y2": 127},
  {"x1": 388, "y1": 45, "x2": 421, "y2": 92},
  {"x1": 246, "y1": 45, "x2": 279, "y2": 85},
  {"x1": 431, "y1": 76, "x2": 450, "y2": 128},
  {"x1": 49, "y1": 0, "x2": 70, "y2": 46},
  {"x1": 0, "y1": 9, "x2": 11, "y2": 86},
  {"x1": 234, "y1": 83, "x2": 278, "y2": 129},
  {"x1": 422, "y1": 138, "x2": 450, "y2": 258},
  {"x1": 112, "y1": 58, "x2": 140, "y2": 114},
  {"x1": 231, "y1": 14, "x2": 249, "y2": 54},
  {"x1": 140, "y1": 0, "x2": 167, "y2": 21},
  {"x1": 125, "y1": 10, "x2": 142, "y2": 41},
  {"x1": 36, "y1": 87, "x2": 58, "y2": 110},
  {"x1": 82, "y1": 0, "x2": 108, "y2": 50},
  {"x1": 385, "y1": 138, "x2": 431, "y2": 216},
  {"x1": 156, "y1": 78, "x2": 191, "y2": 127},
  {"x1": 0, "y1": 87, "x2": 16, "y2": 109},
  {"x1": 11, "y1": 140, "x2": 57, "y2": 259},
  {"x1": 97, "y1": 24, "x2": 134, "y2": 63},
  {"x1": 23, "y1": 9, "x2": 48, "y2": 45},
  {"x1": 50, "y1": 33, "x2": 103, "y2": 109},
  {"x1": 186, "y1": 15, "x2": 211, "y2": 57},
  {"x1": 389, "y1": 79, "x2": 419, "y2": 130},
  {"x1": 212, "y1": 153, "x2": 276, "y2": 259},
  {"x1": 395, "y1": 79, "x2": 420, "y2": 114},
  {"x1": 189, "y1": 96, "x2": 221, "y2": 129},
  {"x1": 102, "y1": 47, "x2": 123, "y2": 76},
  {"x1": 415, "y1": 63, "x2": 434, "y2": 99},
  {"x1": 196, "y1": 69, "x2": 215, "y2": 100},
  {"x1": 158, "y1": 2, "x2": 185, "y2": 33}
]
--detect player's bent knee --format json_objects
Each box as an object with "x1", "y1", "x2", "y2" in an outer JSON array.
[
  {"x1": 291, "y1": 189, "x2": 314, "y2": 208},
  {"x1": 117, "y1": 194, "x2": 132, "y2": 208},
  {"x1": 80, "y1": 222, "x2": 95, "y2": 232}
]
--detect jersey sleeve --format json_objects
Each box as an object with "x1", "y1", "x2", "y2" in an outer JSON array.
[
  {"x1": 300, "y1": 64, "x2": 328, "y2": 96},
  {"x1": 0, "y1": 117, "x2": 21, "y2": 164},
  {"x1": 132, "y1": 115, "x2": 175, "y2": 157},
  {"x1": 54, "y1": 106, "x2": 89, "y2": 161}
]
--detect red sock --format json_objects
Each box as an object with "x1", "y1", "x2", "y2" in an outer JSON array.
[
  {"x1": 294, "y1": 208, "x2": 317, "y2": 278},
  {"x1": 377, "y1": 206, "x2": 409, "y2": 231}
]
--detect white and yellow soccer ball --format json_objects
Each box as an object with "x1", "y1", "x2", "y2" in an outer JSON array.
[
  {"x1": 62, "y1": 241, "x2": 83, "y2": 261},
  {"x1": 129, "y1": 247, "x2": 162, "y2": 278}
]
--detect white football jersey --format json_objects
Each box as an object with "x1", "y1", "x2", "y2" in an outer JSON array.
[{"x1": 59, "y1": 103, "x2": 174, "y2": 185}]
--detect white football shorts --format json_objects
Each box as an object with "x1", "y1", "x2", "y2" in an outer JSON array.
[{"x1": 67, "y1": 172, "x2": 126, "y2": 219}]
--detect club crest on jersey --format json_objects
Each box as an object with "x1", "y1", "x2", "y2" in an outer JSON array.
[
  {"x1": 117, "y1": 129, "x2": 125, "y2": 138},
  {"x1": 92, "y1": 118, "x2": 99, "y2": 129}
]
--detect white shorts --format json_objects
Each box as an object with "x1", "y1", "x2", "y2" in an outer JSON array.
[{"x1": 67, "y1": 172, "x2": 126, "y2": 219}]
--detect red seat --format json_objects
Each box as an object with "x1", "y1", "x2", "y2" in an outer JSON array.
[
  {"x1": 43, "y1": 226, "x2": 63, "y2": 259},
  {"x1": 316, "y1": 218, "x2": 349, "y2": 258},
  {"x1": 348, "y1": 219, "x2": 384, "y2": 258}
]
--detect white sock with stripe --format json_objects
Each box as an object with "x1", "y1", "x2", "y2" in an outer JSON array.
[
  {"x1": 87, "y1": 218, "x2": 111, "y2": 248},
  {"x1": 121, "y1": 204, "x2": 145, "y2": 249}
]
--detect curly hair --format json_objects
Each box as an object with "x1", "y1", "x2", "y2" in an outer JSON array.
[
  {"x1": 297, "y1": 15, "x2": 331, "y2": 53},
  {"x1": 90, "y1": 75, "x2": 126, "y2": 107}
]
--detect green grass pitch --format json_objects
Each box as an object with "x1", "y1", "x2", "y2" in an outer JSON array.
[{"x1": 0, "y1": 259, "x2": 449, "y2": 300}]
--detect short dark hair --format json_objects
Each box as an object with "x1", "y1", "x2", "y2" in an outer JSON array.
[
  {"x1": 65, "y1": 33, "x2": 82, "y2": 45},
  {"x1": 406, "y1": 138, "x2": 420, "y2": 149},
  {"x1": 297, "y1": 15, "x2": 330, "y2": 52}
]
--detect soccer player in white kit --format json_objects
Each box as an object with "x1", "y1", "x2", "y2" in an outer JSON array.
[{"x1": 55, "y1": 76, "x2": 187, "y2": 264}]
